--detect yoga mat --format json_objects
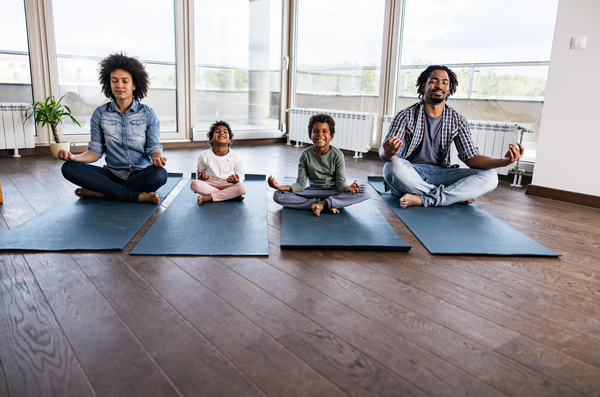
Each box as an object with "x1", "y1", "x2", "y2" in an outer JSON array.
[
  {"x1": 368, "y1": 176, "x2": 560, "y2": 257},
  {"x1": 280, "y1": 177, "x2": 410, "y2": 251},
  {"x1": 0, "y1": 173, "x2": 182, "y2": 251},
  {"x1": 130, "y1": 174, "x2": 269, "y2": 256}
]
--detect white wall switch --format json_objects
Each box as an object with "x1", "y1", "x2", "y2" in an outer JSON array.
[{"x1": 571, "y1": 36, "x2": 587, "y2": 49}]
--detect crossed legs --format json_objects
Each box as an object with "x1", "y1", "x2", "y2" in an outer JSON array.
[
  {"x1": 273, "y1": 186, "x2": 371, "y2": 216},
  {"x1": 383, "y1": 158, "x2": 498, "y2": 207},
  {"x1": 190, "y1": 180, "x2": 247, "y2": 204},
  {"x1": 61, "y1": 161, "x2": 167, "y2": 203}
]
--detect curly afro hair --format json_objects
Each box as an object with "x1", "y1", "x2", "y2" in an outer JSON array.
[
  {"x1": 98, "y1": 52, "x2": 150, "y2": 101},
  {"x1": 307, "y1": 113, "x2": 335, "y2": 138},
  {"x1": 207, "y1": 120, "x2": 234, "y2": 147},
  {"x1": 416, "y1": 65, "x2": 458, "y2": 99}
]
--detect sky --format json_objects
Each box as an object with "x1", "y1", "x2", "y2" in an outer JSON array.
[{"x1": 1, "y1": 0, "x2": 559, "y2": 70}]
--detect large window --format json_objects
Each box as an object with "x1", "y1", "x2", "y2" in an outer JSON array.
[
  {"x1": 0, "y1": 0, "x2": 33, "y2": 104},
  {"x1": 293, "y1": 0, "x2": 386, "y2": 113},
  {"x1": 194, "y1": 0, "x2": 282, "y2": 134},
  {"x1": 396, "y1": 0, "x2": 559, "y2": 162},
  {"x1": 52, "y1": 0, "x2": 177, "y2": 136},
  {"x1": 6, "y1": 0, "x2": 562, "y2": 159}
]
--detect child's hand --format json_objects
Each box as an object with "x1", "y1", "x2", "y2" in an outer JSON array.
[
  {"x1": 268, "y1": 175, "x2": 283, "y2": 190},
  {"x1": 227, "y1": 174, "x2": 240, "y2": 184},
  {"x1": 344, "y1": 180, "x2": 361, "y2": 194},
  {"x1": 197, "y1": 172, "x2": 209, "y2": 181}
]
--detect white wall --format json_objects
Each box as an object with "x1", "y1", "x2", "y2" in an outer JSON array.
[{"x1": 533, "y1": 0, "x2": 600, "y2": 196}]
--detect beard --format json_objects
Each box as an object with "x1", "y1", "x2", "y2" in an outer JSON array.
[
  {"x1": 427, "y1": 90, "x2": 447, "y2": 104},
  {"x1": 426, "y1": 94, "x2": 446, "y2": 104}
]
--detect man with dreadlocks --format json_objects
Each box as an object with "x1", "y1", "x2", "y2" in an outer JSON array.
[{"x1": 379, "y1": 65, "x2": 524, "y2": 208}]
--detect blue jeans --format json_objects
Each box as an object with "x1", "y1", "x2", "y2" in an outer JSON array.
[
  {"x1": 61, "y1": 161, "x2": 168, "y2": 202},
  {"x1": 383, "y1": 158, "x2": 498, "y2": 207}
]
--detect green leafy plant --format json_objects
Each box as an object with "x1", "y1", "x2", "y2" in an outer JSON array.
[{"x1": 24, "y1": 95, "x2": 81, "y2": 143}]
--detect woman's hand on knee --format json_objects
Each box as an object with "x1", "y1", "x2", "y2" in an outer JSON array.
[
  {"x1": 57, "y1": 149, "x2": 73, "y2": 161},
  {"x1": 152, "y1": 155, "x2": 167, "y2": 167}
]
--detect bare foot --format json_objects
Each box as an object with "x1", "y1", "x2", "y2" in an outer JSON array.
[
  {"x1": 458, "y1": 199, "x2": 476, "y2": 205},
  {"x1": 139, "y1": 192, "x2": 160, "y2": 204},
  {"x1": 231, "y1": 195, "x2": 244, "y2": 201},
  {"x1": 75, "y1": 188, "x2": 105, "y2": 199},
  {"x1": 311, "y1": 200, "x2": 328, "y2": 216},
  {"x1": 325, "y1": 207, "x2": 340, "y2": 214},
  {"x1": 399, "y1": 194, "x2": 423, "y2": 208},
  {"x1": 197, "y1": 194, "x2": 212, "y2": 205}
]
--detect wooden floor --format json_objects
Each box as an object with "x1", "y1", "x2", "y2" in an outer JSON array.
[{"x1": 0, "y1": 143, "x2": 599, "y2": 397}]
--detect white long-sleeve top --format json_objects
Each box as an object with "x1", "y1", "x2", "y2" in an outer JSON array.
[{"x1": 196, "y1": 149, "x2": 245, "y2": 183}]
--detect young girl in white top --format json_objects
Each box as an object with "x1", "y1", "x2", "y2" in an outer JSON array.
[{"x1": 191, "y1": 121, "x2": 247, "y2": 205}]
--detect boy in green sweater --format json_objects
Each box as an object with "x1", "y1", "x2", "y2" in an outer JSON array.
[{"x1": 268, "y1": 113, "x2": 371, "y2": 216}]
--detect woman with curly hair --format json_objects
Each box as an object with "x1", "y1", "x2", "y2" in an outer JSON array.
[{"x1": 58, "y1": 52, "x2": 168, "y2": 204}]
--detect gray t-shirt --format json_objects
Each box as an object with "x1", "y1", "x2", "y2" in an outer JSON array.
[{"x1": 406, "y1": 112, "x2": 444, "y2": 165}]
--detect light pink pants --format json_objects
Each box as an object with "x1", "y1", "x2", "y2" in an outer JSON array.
[{"x1": 190, "y1": 180, "x2": 247, "y2": 202}]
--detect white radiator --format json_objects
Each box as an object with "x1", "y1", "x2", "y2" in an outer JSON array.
[
  {"x1": 453, "y1": 121, "x2": 520, "y2": 175},
  {"x1": 1, "y1": 103, "x2": 35, "y2": 156},
  {"x1": 382, "y1": 115, "x2": 394, "y2": 139},
  {"x1": 381, "y1": 115, "x2": 519, "y2": 176},
  {"x1": 286, "y1": 108, "x2": 374, "y2": 158}
]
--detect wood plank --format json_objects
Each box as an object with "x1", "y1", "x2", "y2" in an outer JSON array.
[
  {"x1": 123, "y1": 253, "x2": 346, "y2": 397},
  {"x1": 270, "y1": 246, "x2": 600, "y2": 396},
  {"x1": 414, "y1": 260, "x2": 600, "y2": 338},
  {"x1": 0, "y1": 364, "x2": 8, "y2": 397},
  {"x1": 0, "y1": 254, "x2": 93, "y2": 397},
  {"x1": 23, "y1": 253, "x2": 180, "y2": 397},
  {"x1": 0, "y1": 172, "x2": 37, "y2": 229},
  {"x1": 463, "y1": 257, "x2": 600, "y2": 301},
  {"x1": 72, "y1": 253, "x2": 262, "y2": 397},
  {"x1": 220, "y1": 255, "x2": 586, "y2": 397},
  {"x1": 342, "y1": 250, "x2": 600, "y2": 369},
  {"x1": 170, "y1": 256, "x2": 427, "y2": 397},
  {"x1": 17, "y1": 157, "x2": 77, "y2": 200}
]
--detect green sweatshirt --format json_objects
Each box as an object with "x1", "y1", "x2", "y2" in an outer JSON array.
[{"x1": 288, "y1": 145, "x2": 347, "y2": 193}]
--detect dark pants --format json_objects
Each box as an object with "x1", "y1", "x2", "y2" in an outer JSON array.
[{"x1": 61, "y1": 161, "x2": 168, "y2": 202}]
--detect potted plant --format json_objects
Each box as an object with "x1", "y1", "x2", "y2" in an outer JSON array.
[{"x1": 25, "y1": 95, "x2": 81, "y2": 158}]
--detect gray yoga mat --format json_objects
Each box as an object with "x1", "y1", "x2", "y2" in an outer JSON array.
[
  {"x1": 368, "y1": 176, "x2": 560, "y2": 257},
  {"x1": 130, "y1": 174, "x2": 269, "y2": 256},
  {"x1": 0, "y1": 173, "x2": 182, "y2": 251},
  {"x1": 280, "y1": 177, "x2": 410, "y2": 251}
]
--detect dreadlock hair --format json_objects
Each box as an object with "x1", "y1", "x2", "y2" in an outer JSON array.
[
  {"x1": 98, "y1": 52, "x2": 150, "y2": 101},
  {"x1": 416, "y1": 65, "x2": 458, "y2": 99}
]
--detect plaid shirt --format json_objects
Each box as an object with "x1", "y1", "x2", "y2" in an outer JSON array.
[{"x1": 385, "y1": 101, "x2": 478, "y2": 166}]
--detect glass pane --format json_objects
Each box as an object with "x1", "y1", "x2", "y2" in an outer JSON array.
[
  {"x1": 194, "y1": 0, "x2": 282, "y2": 133},
  {"x1": 396, "y1": 0, "x2": 559, "y2": 162},
  {"x1": 294, "y1": 0, "x2": 386, "y2": 113},
  {"x1": 0, "y1": 0, "x2": 33, "y2": 104},
  {"x1": 52, "y1": 0, "x2": 177, "y2": 135}
]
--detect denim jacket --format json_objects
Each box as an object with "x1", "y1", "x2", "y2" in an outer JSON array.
[{"x1": 88, "y1": 99, "x2": 163, "y2": 179}]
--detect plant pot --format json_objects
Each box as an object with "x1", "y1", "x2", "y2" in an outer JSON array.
[{"x1": 50, "y1": 142, "x2": 71, "y2": 158}]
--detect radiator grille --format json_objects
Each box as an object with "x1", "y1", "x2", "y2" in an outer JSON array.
[
  {"x1": 287, "y1": 108, "x2": 374, "y2": 157},
  {"x1": 1, "y1": 103, "x2": 35, "y2": 151}
]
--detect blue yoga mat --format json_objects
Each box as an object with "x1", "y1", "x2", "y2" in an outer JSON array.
[
  {"x1": 368, "y1": 176, "x2": 560, "y2": 257},
  {"x1": 130, "y1": 174, "x2": 269, "y2": 256},
  {"x1": 280, "y1": 177, "x2": 410, "y2": 251},
  {"x1": 0, "y1": 173, "x2": 182, "y2": 251}
]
